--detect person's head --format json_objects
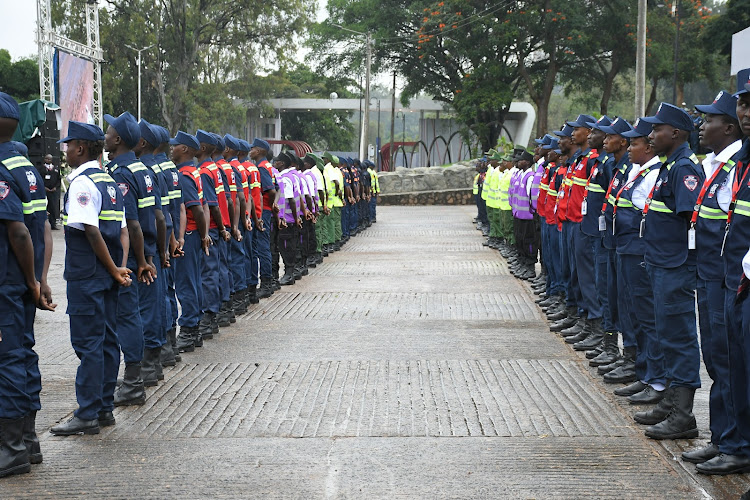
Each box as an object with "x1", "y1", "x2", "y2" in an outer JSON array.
[
  {"x1": 195, "y1": 130, "x2": 217, "y2": 159},
  {"x1": 44, "y1": 154, "x2": 53, "y2": 164},
  {"x1": 224, "y1": 135, "x2": 240, "y2": 160},
  {"x1": 273, "y1": 152, "x2": 291, "y2": 171},
  {"x1": 250, "y1": 138, "x2": 270, "y2": 161},
  {"x1": 554, "y1": 124, "x2": 574, "y2": 155},
  {"x1": 518, "y1": 151, "x2": 533, "y2": 170},
  {"x1": 153, "y1": 125, "x2": 171, "y2": 154},
  {"x1": 103, "y1": 111, "x2": 140, "y2": 155},
  {"x1": 237, "y1": 140, "x2": 251, "y2": 161},
  {"x1": 644, "y1": 103, "x2": 694, "y2": 156},
  {"x1": 623, "y1": 119, "x2": 656, "y2": 165},
  {"x1": 169, "y1": 131, "x2": 200, "y2": 163},
  {"x1": 547, "y1": 149, "x2": 560, "y2": 163},
  {"x1": 133, "y1": 119, "x2": 160, "y2": 157},
  {"x1": 734, "y1": 68, "x2": 750, "y2": 137},
  {"x1": 57, "y1": 121, "x2": 105, "y2": 168},
  {"x1": 695, "y1": 91, "x2": 742, "y2": 152},
  {"x1": 599, "y1": 118, "x2": 633, "y2": 156},
  {"x1": 0, "y1": 92, "x2": 20, "y2": 143},
  {"x1": 587, "y1": 116, "x2": 611, "y2": 151},
  {"x1": 303, "y1": 155, "x2": 316, "y2": 170},
  {"x1": 566, "y1": 114, "x2": 596, "y2": 147}
]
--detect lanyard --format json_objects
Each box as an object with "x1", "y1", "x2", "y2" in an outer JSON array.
[
  {"x1": 612, "y1": 166, "x2": 652, "y2": 218},
  {"x1": 689, "y1": 162, "x2": 727, "y2": 228},
  {"x1": 641, "y1": 161, "x2": 675, "y2": 217},
  {"x1": 581, "y1": 153, "x2": 601, "y2": 201},
  {"x1": 600, "y1": 168, "x2": 624, "y2": 214},
  {"x1": 721, "y1": 161, "x2": 749, "y2": 255}
]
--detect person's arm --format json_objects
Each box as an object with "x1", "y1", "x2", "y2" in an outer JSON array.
[
  {"x1": 84, "y1": 224, "x2": 132, "y2": 286},
  {"x1": 7, "y1": 220, "x2": 40, "y2": 306},
  {"x1": 126, "y1": 218, "x2": 154, "y2": 283},
  {"x1": 155, "y1": 208, "x2": 167, "y2": 267},
  {"x1": 38, "y1": 221, "x2": 56, "y2": 311},
  {"x1": 191, "y1": 205, "x2": 211, "y2": 255},
  {"x1": 334, "y1": 179, "x2": 342, "y2": 199},
  {"x1": 120, "y1": 226, "x2": 129, "y2": 267},
  {"x1": 247, "y1": 196, "x2": 260, "y2": 231}
]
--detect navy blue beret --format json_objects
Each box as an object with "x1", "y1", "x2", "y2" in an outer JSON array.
[
  {"x1": 169, "y1": 131, "x2": 200, "y2": 150},
  {"x1": 58, "y1": 121, "x2": 105, "y2": 143},
  {"x1": 642, "y1": 102, "x2": 694, "y2": 131},
  {"x1": 104, "y1": 112, "x2": 140, "y2": 148},
  {"x1": 0, "y1": 92, "x2": 20, "y2": 120}
]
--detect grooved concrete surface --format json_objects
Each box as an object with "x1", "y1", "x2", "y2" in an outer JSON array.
[{"x1": 4, "y1": 205, "x2": 746, "y2": 499}]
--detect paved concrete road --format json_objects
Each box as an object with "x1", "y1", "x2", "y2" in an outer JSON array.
[{"x1": 4, "y1": 206, "x2": 749, "y2": 498}]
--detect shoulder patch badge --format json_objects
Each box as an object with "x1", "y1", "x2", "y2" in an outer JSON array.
[
  {"x1": 77, "y1": 191, "x2": 91, "y2": 206},
  {"x1": 0, "y1": 180, "x2": 9, "y2": 200},
  {"x1": 118, "y1": 183, "x2": 129, "y2": 197},
  {"x1": 683, "y1": 175, "x2": 699, "y2": 191}
]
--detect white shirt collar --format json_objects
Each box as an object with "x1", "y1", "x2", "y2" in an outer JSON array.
[
  {"x1": 702, "y1": 140, "x2": 742, "y2": 177},
  {"x1": 67, "y1": 160, "x2": 102, "y2": 182}
]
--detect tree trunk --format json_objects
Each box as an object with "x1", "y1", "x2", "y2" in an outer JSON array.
[{"x1": 599, "y1": 58, "x2": 622, "y2": 116}]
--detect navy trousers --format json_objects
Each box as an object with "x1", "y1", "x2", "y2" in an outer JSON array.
[
  {"x1": 201, "y1": 228, "x2": 222, "y2": 314},
  {"x1": 116, "y1": 254, "x2": 144, "y2": 364},
  {"x1": 561, "y1": 221, "x2": 581, "y2": 309},
  {"x1": 0, "y1": 283, "x2": 31, "y2": 419},
  {"x1": 22, "y1": 297, "x2": 41, "y2": 412},
  {"x1": 574, "y1": 228, "x2": 602, "y2": 319},
  {"x1": 697, "y1": 278, "x2": 733, "y2": 446},
  {"x1": 646, "y1": 263, "x2": 700, "y2": 388},
  {"x1": 175, "y1": 231, "x2": 202, "y2": 327},
  {"x1": 722, "y1": 288, "x2": 750, "y2": 457},
  {"x1": 369, "y1": 196, "x2": 377, "y2": 220},
  {"x1": 257, "y1": 210, "x2": 273, "y2": 279},
  {"x1": 544, "y1": 223, "x2": 564, "y2": 295},
  {"x1": 140, "y1": 257, "x2": 164, "y2": 350},
  {"x1": 67, "y1": 277, "x2": 120, "y2": 419},
  {"x1": 243, "y1": 224, "x2": 255, "y2": 289}
]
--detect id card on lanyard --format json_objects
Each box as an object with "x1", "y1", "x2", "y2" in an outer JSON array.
[
  {"x1": 721, "y1": 162, "x2": 750, "y2": 255},
  {"x1": 688, "y1": 161, "x2": 729, "y2": 249}
]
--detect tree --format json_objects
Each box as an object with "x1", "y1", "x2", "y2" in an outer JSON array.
[
  {"x1": 51, "y1": 0, "x2": 311, "y2": 133},
  {"x1": 309, "y1": 0, "x2": 523, "y2": 153},
  {"x1": 0, "y1": 50, "x2": 39, "y2": 102},
  {"x1": 702, "y1": 0, "x2": 750, "y2": 59}
]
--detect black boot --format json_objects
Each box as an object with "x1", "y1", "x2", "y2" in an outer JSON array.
[
  {"x1": 280, "y1": 267, "x2": 295, "y2": 286},
  {"x1": 160, "y1": 340, "x2": 177, "y2": 368},
  {"x1": 603, "y1": 346, "x2": 636, "y2": 383},
  {"x1": 217, "y1": 301, "x2": 232, "y2": 328},
  {"x1": 141, "y1": 347, "x2": 161, "y2": 387},
  {"x1": 199, "y1": 312, "x2": 214, "y2": 341},
  {"x1": 258, "y1": 278, "x2": 274, "y2": 298},
  {"x1": 560, "y1": 318, "x2": 585, "y2": 337},
  {"x1": 114, "y1": 363, "x2": 146, "y2": 406},
  {"x1": 166, "y1": 327, "x2": 181, "y2": 362},
  {"x1": 614, "y1": 380, "x2": 647, "y2": 397},
  {"x1": 247, "y1": 286, "x2": 260, "y2": 304},
  {"x1": 589, "y1": 332, "x2": 619, "y2": 367},
  {"x1": 234, "y1": 289, "x2": 247, "y2": 315},
  {"x1": 176, "y1": 325, "x2": 196, "y2": 353},
  {"x1": 634, "y1": 387, "x2": 673, "y2": 425},
  {"x1": 0, "y1": 417, "x2": 30, "y2": 478},
  {"x1": 228, "y1": 295, "x2": 237, "y2": 323},
  {"x1": 645, "y1": 386, "x2": 698, "y2": 440},
  {"x1": 573, "y1": 318, "x2": 604, "y2": 351},
  {"x1": 23, "y1": 411, "x2": 42, "y2": 464},
  {"x1": 682, "y1": 443, "x2": 720, "y2": 464}
]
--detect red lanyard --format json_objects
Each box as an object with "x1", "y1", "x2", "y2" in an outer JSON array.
[
  {"x1": 612, "y1": 166, "x2": 652, "y2": 217},
  {"x1": 581, "y1": 152, "x2": 600, "y2": 200},
  {"x1": 642, "y1": 161, "x2": 676, "y2": 217},
  {"x1": 726, "y1": 162, "x2": 750, "y2": 227},
  {"x1": 689, "y1": 162, "x2": 727, "y2": 227},
  {"x1": 600, "y1": 168, "x2": 624, "y2": 214}
]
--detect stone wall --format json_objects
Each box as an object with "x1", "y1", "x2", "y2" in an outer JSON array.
[{"x1": 377, "y1": 162, "x2": 475, "y2": 205}]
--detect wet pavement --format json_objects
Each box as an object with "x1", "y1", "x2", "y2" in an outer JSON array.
[{"x1": 3, "y1": 205, "x2": 749, "y2": 498}]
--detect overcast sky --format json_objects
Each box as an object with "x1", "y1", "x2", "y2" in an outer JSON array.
[{"x1": 0, "y1": 2, "x2": 37, "y2": 60}]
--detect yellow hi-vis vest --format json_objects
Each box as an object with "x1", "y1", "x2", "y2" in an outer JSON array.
[{"x1": 497, "y1": 169, "x2": 512, "y2": 210}]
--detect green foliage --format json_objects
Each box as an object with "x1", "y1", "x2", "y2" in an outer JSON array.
[
  {"x1": 0, "y1": 50, "x2": 39, "y2": 102},
  {"x1": 51, "y1": 0, "x2": 312, "y2": 133},
  {"x1": 702, "y1": 0, "x2": 750, "y2": 58}
]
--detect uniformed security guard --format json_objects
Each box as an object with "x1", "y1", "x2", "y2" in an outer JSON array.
[
  {"x1": 249, "y1": 138, "x2": 277, "y2": 299},
  {"x1": 0, "y1": 92, "x2": 48, "y2": 478},
  {"x1": 366, "y1": 160, "x2": 379, "y2": 223},
  {"x1": 238, "y1": 140, "x2": 263, "y2": 305},
  {"x1": 696, "y1": 68, "x2": 750, "y2": 475},
  {"x1": 172, "y1": 132, "x2": 211, "y2": 352},
  {"x1": 679, "y1": 89, "x2": 744, "y2": 465},
  {"x1": 105, "y1": 112, "x2": 156, "y2": 407},
  {"x1": 639, "y1": 103, "x2": 705, "y2": 440},
  {"x1": 50, "y1": 121, "x2": 131, "y2": 436}
]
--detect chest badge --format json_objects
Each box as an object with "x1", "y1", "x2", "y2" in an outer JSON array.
[{"x1": 683, "y1": 175, "x2": 699, "y2": 192}]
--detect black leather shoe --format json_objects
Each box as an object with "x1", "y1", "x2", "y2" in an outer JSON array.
[
  {"x1": 628, "y1": 386, "x2": 665, "y2": 405},
  {"x1": 696, "y1": 454, "x2": 750, "y2": 475},
  {"x1": 50, "y1": 416, "x2": 100, "y2": 436},
  {"x1": 98, "y1": 411, "x2": 116, "y2": 427},
  {"x1": 613, "y1": 380, "x2": 646, "y2": 397},
  {"x1": 603, "y1": 363, "x2": 636, "y2": 384},
  {"x1": 682, "y1": 443, "x2": 720, "y2": 464}
]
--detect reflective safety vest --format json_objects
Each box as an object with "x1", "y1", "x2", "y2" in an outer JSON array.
[
  {"x1": 368, "y1": 167, "x2": 380, "y2": 194},
  {"x1": 497, "y1": 169, "x2": 512, "y2": 210},
  {"x1": 324, "y1": 163, "x2": 343, "y2": 208},
  {"x1": 472, "y1": 173, "x2": 479, "y2": 195}
]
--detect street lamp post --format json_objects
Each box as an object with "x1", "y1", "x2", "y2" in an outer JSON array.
[
  {"x1": 125, "y1": 43, "x2": 155, "y2": 121},
  {"x1": 672, "y1": 0, "x2": 680, "y2": 104},
  {"x1": 369, "y1": 97, "x2": 381, "y2": 169},
  {"x1": 396, "y1": 111, "x2": 405, "y2": 168},
  {"x1": 333, "y1": 24, "x2": 372, "y2": 160}
]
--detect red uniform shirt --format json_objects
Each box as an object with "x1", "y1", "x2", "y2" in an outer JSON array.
[
  {"x1": 243, "y1": 160, "x2": 262, "y2": 218},
  {"x1": 566, "y1": 149, "x2": 599, "y2": 223},
  {"x1": 178, "y1": 164, "x2": 203, "y2": 232},
  {"x1": 258, "y1": 159, "x2": 276, "y2": 211},
  {"x1": 199, "y1": 160, "x2": 230, "y2": 229}
]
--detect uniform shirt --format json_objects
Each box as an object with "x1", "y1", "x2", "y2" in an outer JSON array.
[
  {"x1": 177, "y1": 161, "x2": 203, "y2": 232},
  {"x1": 711, "y1": 140, "x2": 744, "y2": 212},
  {"x1": 156, "y1": 152, "x2": 182, "y2": 233},
  {"x1": 140, "y1": 153, "x2": 172, "y2": 231},
  {"x1": 257, "y1": 159, "x2": 276, "y2": 211},
  {"x1": 278, "y1": 171, "x2": 299, "y2": 224},
  {"x1": 0, "y1": 164, "x2": 27, "y2": 285},
  {"x1": 641, "y1": 142, "x2": 703, "y2": 268},
  {"x1": 198, "y1": 159, "x2": 221, "y2": 229},
  {"x1": 243, "y1": 160, "x2": 262, "y2": 218},
  {"x1": 311, "y1": 166, "x2": 326, "y2": 207},
  {"x1": 630, "y1": 157, "x2": 662, "y2": 210},
  {"x1": 66, "y1": 160, "x2": 127, "y2": 231}
]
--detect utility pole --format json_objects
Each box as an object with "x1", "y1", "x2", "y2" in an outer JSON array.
[
  {"x1": 389, "y1": 71, "x2": 396, "y2": 171},
  {"x1": 362, "y1": 32, "x2": 372, "y2": 160},
  {"x1": 635, "y1": 0, "x2": 647, "y2": 118},
  {"x1": 125, "y1": 44, "x2": 155, "y2": 121},
  {"x1": 672, "y1": 0, "x2": 680, "y2": 104}
]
